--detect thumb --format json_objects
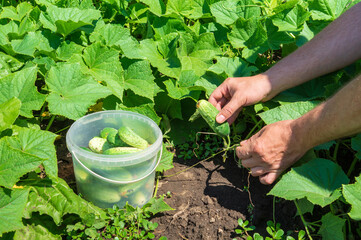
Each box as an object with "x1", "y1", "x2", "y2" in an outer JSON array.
[{"x1": 216, "y1": 98, "x2": 242, "y2": 123}]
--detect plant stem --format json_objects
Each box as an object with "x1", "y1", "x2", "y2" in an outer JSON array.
[
  {"x1": 153, "y1": 177, "x2": 160, "y2": 197},
  {"x1": 54, "y1": 125, "x2": 70, "y2": 134},
  {"x1": 45, "y1": 115, "x2": 56, "y2": 131},
  {"x1": 347, "y1": 156, "x2": 358, "y2": 177},
  {"x1": 332, "y1": 141, "x2": 340, "y2": 162},
  {"x1": 273, "y1": 196, "x2": 276, "y2": 225},
  {"x1": 294, "y1": 200, "x2": 313, "y2": 240},
  {"x1": 245, "y1": 120, "x2": 263, "y2": 140}
]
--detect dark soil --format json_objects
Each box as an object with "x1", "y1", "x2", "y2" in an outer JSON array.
[{"x1": 56, "y1": 134, "x2": 302, "y2": 240}]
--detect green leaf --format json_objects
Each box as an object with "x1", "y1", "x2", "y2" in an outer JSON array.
[
  {"x1": 0, "y1": 137, "x2": 44, "y2": 188},
  {"x1": 154, "y1": 93, "x2": 183, "y2": 120},
  {"x1": 296, "y1": 22, "x2": 315, "y2": 47},
  {"x1": 309, "y1": 0, "x2": 350, "y2": 21},
  {"x1": 140, "y1": 34, "x2": 182, "y2": 78},
  {"x1": 0, "y1": 21, "x2": 18, "y2": 47},
  {"x1": 140, "y1": 0, "x2": 166, "y2": 16},
  {"x1": 21, "y1": 177, "x2": 105, "y2": 225},
  {"x1": 40, "y1": 5, "x2": 101, "y2": 37},
  {"x1": 258, "y1": 101, "x2": 320, "y2": 125},
  {"x1": 210, "y1": 0, "x2": 261, "y2": 25},
  {"x1": 272, "y1": 4, "x2": 310, "y2": 32},
  {"x1": 11, "y1": 31, "x2": 54, "y2": 56},
  {"x1": 166, "y1": 0, "x2": 193, "y2": 16},
  {"x1": 208, "y1": 56, "x2": 257, "y2": 77},
  {"x1": 228, "y1": 17, "x2": 258, "y2": 48},
  {"x1": 0, "y1": 2, "x2": 33, "y2": 21},
  {"x1": 195, "y1": 71, "x2": 224, "y2": 97},
  {"x1": 351, "y1": 134, "x2": 361, "y2": 159},
  {"x1": 269, "y1": 158, "x2": 349, "y2": 207},
  {"x1": 164, "y1": 79, "x2": 201, "y2": 101},
  {"x1": 121, "y1": 58, "x2": 156, "y2": 100},
  {"x1": 0, "y1": 97, "x2": 21, "y2": 132},
  {"x1": 156, "y1": 145, "x2": 174, "y2": 173},
  {"x1": 116, "y1": 104, "x2": 161, "y2": 125},
  {"x1": 82, "y1": 42, "x2": 125, "y2": 100},
  {"x1": 13, "y1": 224, "x2": 61, "y2": 240},
  {"x1": 0, "y1": 52, "x2": 23, "y2": 78},
  {"x1": 46, "y1": 63, "x2": 111, "y2": 120},
  {"x1": 89, "y1": 22, "x2": 143, "y2": 59},
  {"x1": 295, "y1": 198, "x2": 314, "y2": 216},
  {"x1": 6, "y1": 127, "x2": 58, "y2": 179},
  {"x1": 0, "y1": 67, "x2": 45, "y2": 118},
  {"x1": 56, "y1": 41, "x2": 84, "y2": 61},
  {"x1": 178, "y1": 70, "x2": 200, "y2": 88},
  {"x1": 317, "y1": 213, "x2": 346, "y2": 240},
  {"x1": 144, "y1": 196, "x2": 174, "y2": 215},
  {"x1": 0, "y1": 188, "x2": 30, "y2": 236},
  {"x1": 342, "y1": 175, "x2": 361, "y2": 220}
]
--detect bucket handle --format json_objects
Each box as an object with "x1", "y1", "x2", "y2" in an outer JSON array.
[{"x1": 71, "y1": 147, "x2": 162, "y2": 184}]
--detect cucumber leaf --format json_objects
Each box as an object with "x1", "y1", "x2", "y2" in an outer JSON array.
[
  {"x1": 342, "y1": 175, "x2": 361, "y2": 220},
  {"x1": 269, "y1": 158, "x2": 349, "y2": 207},
  {"x1": 0, "y1": 188, "x2": 30, "y2": 236},
  {"x1": 0, "y1": 97, "x2": 21, "y2": 132},
  {"x1": 317, "y1": 213, "x2": 346, "y2": 240}
]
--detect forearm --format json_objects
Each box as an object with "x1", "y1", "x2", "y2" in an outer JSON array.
[
  {"x1": 264, "y1": 2, "x2": 361, "y2": 99},
  {"x1": 293, "y1": 74, "x2": 361, "y2": 150}
]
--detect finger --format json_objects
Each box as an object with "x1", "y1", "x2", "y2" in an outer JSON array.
[
  {"x1": 216, "y1": 98, "x2": 242, "y2": 123},
  {"x1": 227, "y1": 108, "x2": 242, "y2": 125},
  {"x1": 240, "y1": 158, "x2": 256, "y2": 168},
  {"x1": 236, "y1": 140, "x2": 253, "y2": 159},
  {"x1": 259, "y1": 172, "x2": 279, "y2": 185},
  {"x1": 249, "y1": 167, "x2": 266, "y2": 177}
]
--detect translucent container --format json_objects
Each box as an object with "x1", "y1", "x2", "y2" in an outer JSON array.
[{"x1": 66, "y1": 110, "x2": 163, "y2": 208}]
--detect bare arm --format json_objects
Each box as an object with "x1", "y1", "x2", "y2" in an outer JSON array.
[
  {"x1": 237, "y1": 73, "x2": 361, "y2": 185},
  {"x1": 210, "y1": 2, "x2": 361, "y2": 124},
  {"x1": 266, "y1": 2, "x2": 361, "y2": 98}
]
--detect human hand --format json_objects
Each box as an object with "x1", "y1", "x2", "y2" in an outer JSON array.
[
  {"x1": 236, "y1": 120, "x2": 308, "y2": 185},
  {"x1": 208, "y1": 74, "x2": 272, "y2": 124}
]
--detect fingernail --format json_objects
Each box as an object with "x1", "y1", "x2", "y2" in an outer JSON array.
[{"x1": 216, "y1": 114, "x2": 225, "y2": 123}]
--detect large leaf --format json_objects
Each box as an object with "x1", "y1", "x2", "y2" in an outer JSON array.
[
  {"x1": 317, "y1": 213, "x2": 346, "y2": 240},
  {"x1": 228, "y1": 17, "x2": 258, "y2": 49},
  {"x1": 121, "y1": 58, "x2": 156, "y2": 100},
  {"x1": 208, "y1": 56, "x2": 257, "y2": 77},
  {"x1": 272, "y1": 4, "x2": 310, "y2": 32},
  {"x1": 82, "y1": 42, "x2": 125, "y2": 100},
  {"x1": 156, "y1": 145, "x2": 174, "y2": 173},
  {"x1": 164, "y1": 79, "x2": 201, "y2": 101},
  {"x1": 39, "y1": 5, "x2": 101, "y2": 37},
  {"x1": 46, "y1": 63, "x2": 111, "y2": 120},
  {"x1": 140, "y1": 0, "x2": 166, "y2": 16},
  {"x1": 0, "y1": 67, "x2": 45, "y2": 118},
  {"x1": 351, "y1": 134, "x2": 361, "y2": 159},
  {"x1": 342, "y1": 175, "x2": 361, "y2": 220},
  {"x1": 0, "y1": 137, "x2": 44, "y2": 188},
  {"x1": 210, "y1": 0, "x2": 261, "y2": 25},
  {"x1": 0, "y1": 52, "x2": 23, "y2": 78},
  {"x1": 258, "y1": 101, "x2": 320, "y2": 124},
  {"x1": 89, "y1": 22, "x2": 143, "y2": 59},
  {"x1": 13, "y1": 224, "x2": 61, "y2": 240},
  {"x1": 269, "y1": 158, "x2": 349, "y2": 207},
  {"x1": 0, "y1": 188, "x2": 30, "y2": 236},
  {"x1": 0, "y1": 2, "x2": 33, "y2": 22},
  {"x1": 0, "y1": 97, "x2": 21, "y2": 132},
  {"x1": 55, "y1": 41, "x2": 84, "y2": 61},
  {"x1": 116, "y1": 103, "x2": 161, "y2": 125},
  {"x1": 309, "y1": 0, "x2": 350, "y2": 20},
  {"x1": 6, "y1": 127, "x2": 58, "y2": 179},
  {"x1": 21, "y1": 177, "x2": 105, "y2": 225},
  {"x1": 11, "y1": 31, "x2": 54, "y2": 56},
  {"x1": 140, "y1": 33, "x2": 182, "y2": 78}
]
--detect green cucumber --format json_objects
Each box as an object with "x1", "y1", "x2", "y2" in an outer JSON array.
[
  {"x1": 196, "y1": 99, "x2": 230, "y2": 138},
  {"x1": 130, "y1": 191, "x2": 148, "y2": 206},
  {"x1": 88, "y1": 137, "x2": 111, "y2": 153},
  {"x1": 103, "y1": 147, "x2": 141, "y2": 155},
  {"x1": 118, "y1": 126, "x2": 149, "y2": 150},
  {"x1": 100, "y1": 127, "x2": 117, "y2": 139},
  {"x1": 90, "y1": 187, "x2": 121, "y2": 203}
]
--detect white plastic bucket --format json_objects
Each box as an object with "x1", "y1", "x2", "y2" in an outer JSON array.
[{"x1": 66, "y1": 110, "x2": 163, "y2": 208}]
